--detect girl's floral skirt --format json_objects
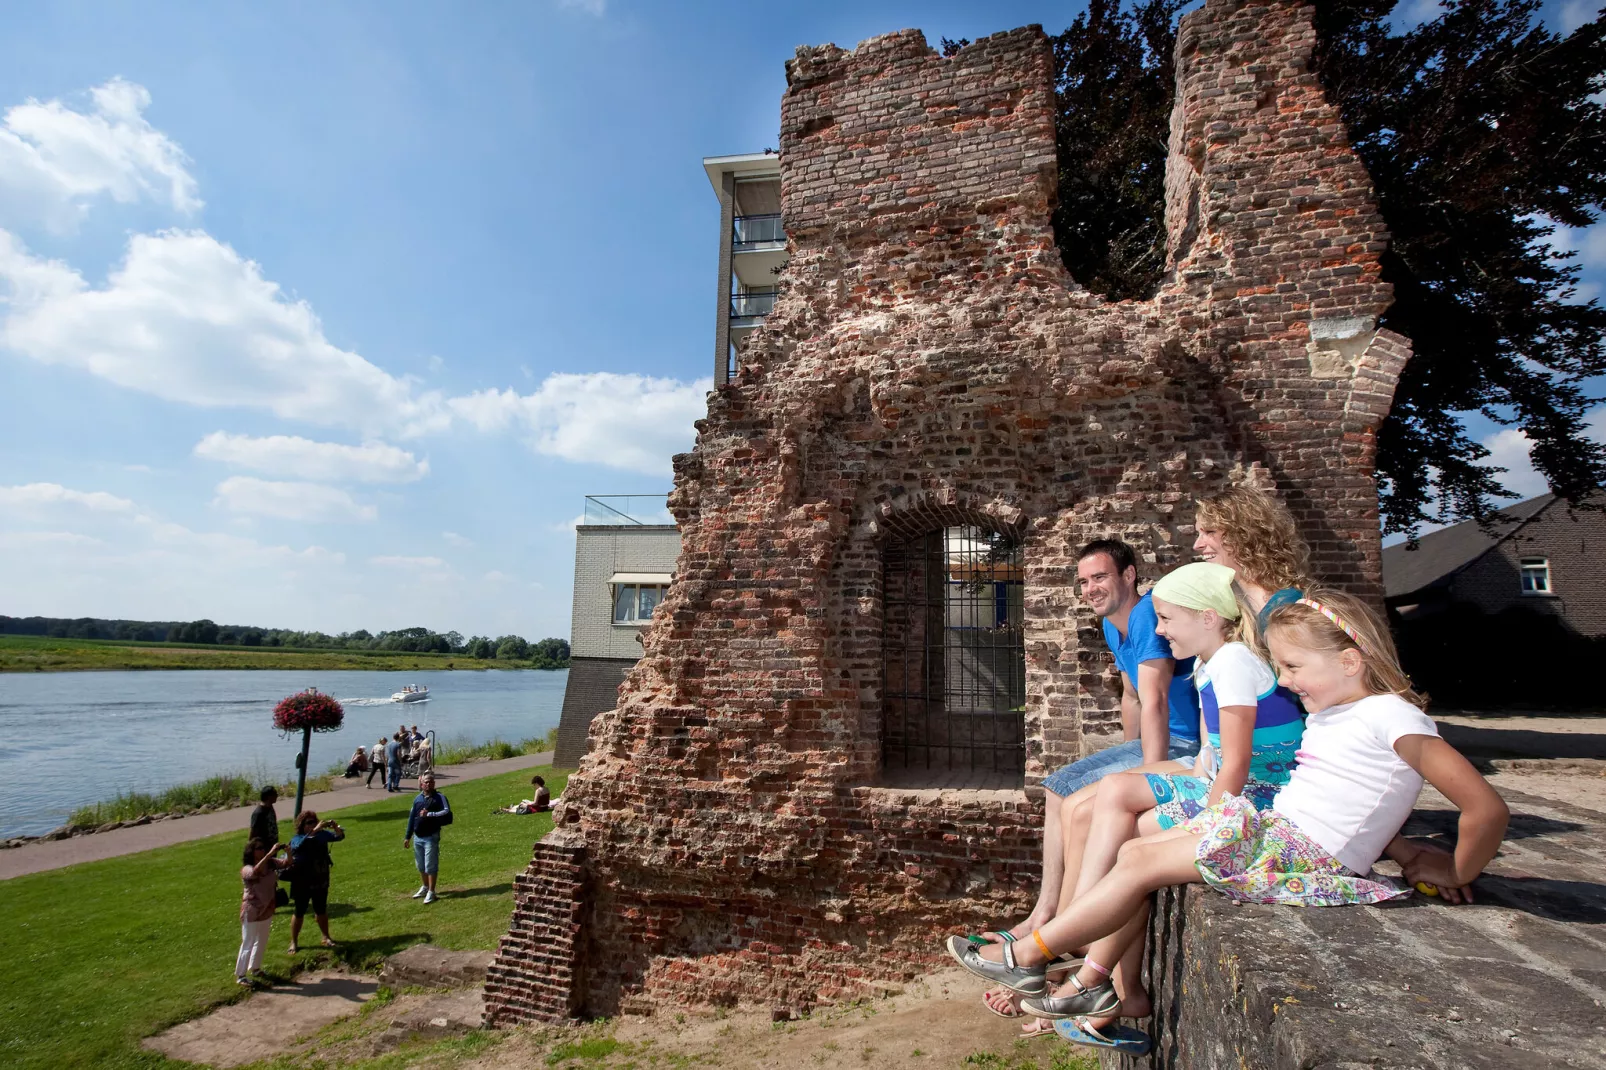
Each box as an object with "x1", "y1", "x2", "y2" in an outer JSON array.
[
  {"x1": 1182, "y1": 795, "x2": 1410, "y2": 907},
  {"x1": 1146, "y1": 772, "x2": 1211, "y2": 830}
]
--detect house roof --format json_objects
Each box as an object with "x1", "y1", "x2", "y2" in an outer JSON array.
[{"x1": 1381, "y1": 493, "x2": 1555, "y2": 601}]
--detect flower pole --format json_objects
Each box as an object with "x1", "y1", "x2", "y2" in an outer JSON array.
[{"x1": 273, "y1": 688, "x2": 345, "y2": 818}]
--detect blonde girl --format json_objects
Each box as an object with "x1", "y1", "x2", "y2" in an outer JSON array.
[
  {"x1": 1194, "y1": 487, "x2": 1312, "y2": 644},
  {"x1": 948, "y1": 588, "x2": 1508, "y2": 1052}
]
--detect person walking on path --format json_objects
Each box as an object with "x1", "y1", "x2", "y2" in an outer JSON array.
[
  {"x1": 385, "y1": 733, "x2": 404, "y2": 792},
  {"x1": 403, "y1": 773, "x2": 451, "y2": 904},
  {"x1": 286, "y1": 810, "x2": 344, "y2": 953},
  {"x1": 236, "y1": 837, "x2": 287, "y2": 986},
  {"x1": 249, "y1": 787, "x2": 279, "y2": 846},
  {"x1": 366, "y1": 737, "x2": 387, "y2": 789}
]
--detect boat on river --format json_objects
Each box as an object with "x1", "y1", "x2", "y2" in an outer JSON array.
[{"x1": 391, "y1": 685, "x2": 429, "y2": 703}]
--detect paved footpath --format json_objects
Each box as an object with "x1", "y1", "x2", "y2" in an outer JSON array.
[{"x1": 0, "y1": 751, "x2": 552, "y2": 881}]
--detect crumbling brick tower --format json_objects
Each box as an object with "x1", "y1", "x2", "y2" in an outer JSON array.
[{"x1": 487, "y1": 0, "x2": 1410, "y2": 1023}]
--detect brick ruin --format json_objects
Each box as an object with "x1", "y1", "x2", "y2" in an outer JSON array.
[{"x1": 486, "y1": 0, "x2": 1411, "y2": 1024}]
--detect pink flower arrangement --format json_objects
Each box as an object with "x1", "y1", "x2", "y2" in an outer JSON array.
[{"x1": 272, "y1": 689, "x2": 345, "y2": 733}]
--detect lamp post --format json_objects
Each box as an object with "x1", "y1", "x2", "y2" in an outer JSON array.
[{"x1": 272, "y1": 687, "x2": 344, "y2": 818}]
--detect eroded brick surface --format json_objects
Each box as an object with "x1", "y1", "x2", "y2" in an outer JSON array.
[{"x1": 488, "y1": 0, "x2": 1413, "y2": 1024}]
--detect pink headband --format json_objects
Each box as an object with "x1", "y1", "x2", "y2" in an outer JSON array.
[{"x1": 1295, "y1": 598, "x2": 1371, "y2": 654}]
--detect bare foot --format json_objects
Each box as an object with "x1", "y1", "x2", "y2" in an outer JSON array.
[{"x1": 981, "y1": 987, "x2": 1023, "y2": 1018}]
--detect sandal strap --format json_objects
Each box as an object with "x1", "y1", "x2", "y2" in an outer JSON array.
[
  {"x1": 1076, "y1": 1017, "x2": 1115, "y2": 1044},
  {"x1": 1066, "y1": 972, "x2": 1089, "y2": 995},
  {"x1": 1002, "y1": 941, "x2": 1018, "y2": 970}
]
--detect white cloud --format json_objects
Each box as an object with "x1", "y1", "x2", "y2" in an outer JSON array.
[
  {"x1": 442, "y1": 531, "x2": 473, "y2": 547},
  {"x1": 557, "y1": 0, "x2": 607, "y2": 15},
  {"x1": 371, "y1": 554, "x2": 446, "y2": 569},
  {"x1": 213, "y1": 476, "x2": 377, "y2": 523},
  {"x1": 483, "y1": 570, "x2": 515, "y2": 583},
  {"x1": 0, "y1": 78, "x2": 199, "y2": 231},
  {"x1": 194, "y1": 431, "x2": 428, "y2": 483},
  {"x1": 1480, "y1": 405, "x2": 1606, "y2": 499},
  {"x1": 0, "y1": 228, "x2": 448, "y2": 436},
  {"x1": 450, "y1": 371, "x2": 708, "y2": 475},
  {"x1": 1559, "y1": 2, "x2": 1600, "y2": 33},
  {"x1": 0, "y1": 530, "x2": 104, "y2": 548},
  {"x1": 1546, "y1": 220, "x2": 1606, "y2": 268},
  {"x1": 0, "y1": 482, "x2": 134, "y2": 512}
]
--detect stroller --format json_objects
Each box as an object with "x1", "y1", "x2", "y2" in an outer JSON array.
[{"x1": 398, "y1": 729, "x2": 436, "y2": 781}]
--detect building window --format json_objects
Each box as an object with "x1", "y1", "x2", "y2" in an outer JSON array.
[
  {"x1": 1520, "y1": 558, "x2": 1552, "y2": 595},
  {"x1": 613, "y1": 584, "x2": 666, "y2": 624},
  {"x1": 882, "y1": 524, "x2": 1025, "y2": 774}
]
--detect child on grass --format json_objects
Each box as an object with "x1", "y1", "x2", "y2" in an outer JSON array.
[{"x1": 948, "y1": 588, "x2": 1509, "y2": 1054}]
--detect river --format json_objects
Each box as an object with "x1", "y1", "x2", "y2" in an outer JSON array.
[{"x1": 0, "y1": 668, "x2": 566, "y2": 839}]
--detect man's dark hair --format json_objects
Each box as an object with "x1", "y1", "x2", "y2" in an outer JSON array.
[
  {"x1": 259, "y1": 786, "x2": 277, "y2": 802},
  {"x1": 1077, "y1": 538, "x2": 1137, "y2": 577}
]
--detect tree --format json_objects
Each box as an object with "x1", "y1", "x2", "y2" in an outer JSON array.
[
  {"x1": 531, "y1": 637, "x2": 570, "y2": 664},
  {"x1": 495, "y1": 635, "x2": 530, "y2": 660},
  {"x1": 1044, "y1": 0, "x2": 1606, "y2": 534},
  {"x1": 466, "y1": 636, "x2": 495, "y2": 659}
]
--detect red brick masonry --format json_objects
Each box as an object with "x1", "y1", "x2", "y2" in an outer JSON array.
[{"x1": 486, "y1": 0, "x2": 1411, "y2": 1024}]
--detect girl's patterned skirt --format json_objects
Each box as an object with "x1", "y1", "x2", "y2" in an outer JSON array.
[
  {"x1": 1145, "y1": 772, "x2": 1212, "y2": 829},
  {"x1": 1182, "y1": 795, "x2": 1410, "y2": 907}
]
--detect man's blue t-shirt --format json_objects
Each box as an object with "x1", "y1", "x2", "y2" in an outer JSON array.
[{"x1": 1102, "y1": 592, "x2": 1200, "y2": 746}]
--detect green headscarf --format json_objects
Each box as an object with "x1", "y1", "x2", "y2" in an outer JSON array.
[{"x1": 1153, "y1": 562, "x2": 1240, "y2": 620}]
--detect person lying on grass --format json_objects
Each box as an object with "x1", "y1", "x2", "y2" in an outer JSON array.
[
  {"x1": 948, "y1": 589, "x2": 1509, "y2": 1054},
  {"x1": 492, "y1": 775, "x2": 552, "y2": 814}
]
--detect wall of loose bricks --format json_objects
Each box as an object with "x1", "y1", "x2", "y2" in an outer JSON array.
[{"x1": 486, "y1": 0, "x2": 1412, "y2": 1023}]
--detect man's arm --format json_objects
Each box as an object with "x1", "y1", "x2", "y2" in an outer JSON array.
[
  {"x1": 404, "y1": 802, "x2": 418, "y2": 843},
  {"x1": 1118, "y1": 671, "x2": 1140, "y2": 741},
  {"x1": 427, "y1": 794, "x2": 452, "y2": 821},
  {"x1": 1133, "y1": 658, "x2": 1175, "y2": 766}
]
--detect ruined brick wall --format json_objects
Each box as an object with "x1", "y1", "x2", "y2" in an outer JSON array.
[{"x1": 487, "y1": 0, "x2": 1411, "y2": 1025}]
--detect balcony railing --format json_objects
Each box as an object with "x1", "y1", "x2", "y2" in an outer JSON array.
[
  {"x1": 730, "y1": 291, "x2": 776, "y2": 319},
  {"x1": 732, "y1": 213, "x2": 784, "y2": 249},
  {"x1": 583, "y1": 494, "x2": 672, "y2": 527}
]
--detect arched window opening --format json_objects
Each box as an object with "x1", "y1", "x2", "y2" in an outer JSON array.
[{"x1": 882, "y1": 525, "x2": 1025, "y2": 773}]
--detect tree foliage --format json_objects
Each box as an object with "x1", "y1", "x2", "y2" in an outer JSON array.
[{"x1": 1042, "y1": 0, "x2": 1606, "y2": 533}]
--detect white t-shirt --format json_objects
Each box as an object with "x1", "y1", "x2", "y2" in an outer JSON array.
[
  {"x1": 1272, "y1": 693, "x2": 1439, "y2": 874},
  {"x1": 1191, "y1": 642, "x2": 1280, "y2": 780}
]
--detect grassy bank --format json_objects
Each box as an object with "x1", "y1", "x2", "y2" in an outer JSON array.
[
  {"x1": 0, "y1": 765, "x2": 567, "y2": 1069},
  {"x1": 0, "y1": 635, "x2": 568, "y2": 673},
  {"x1": 61, "y1": 729, "x2": 558, "y2": 829}
]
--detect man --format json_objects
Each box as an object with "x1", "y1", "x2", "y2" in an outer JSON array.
[
  {"x1": 1016, "y1": 539, "x2": 1201, "y2": 935},
  {"x1": 385, "y1": 733, "x2": 404, "y2": 792},
  {"x1": 403, "y1": 772, "x2": 452, "y2": 904},
  {"x1": 248, "y1": 786, "x2": 279, "y2": 846}
]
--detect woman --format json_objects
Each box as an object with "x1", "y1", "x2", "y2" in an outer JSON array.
[
  {"x1": 237, "y1": 837, "x2": 286, "y2": 986},
  {"x1": 343, "y1": 745, "x2": 369, "y2": 779},
  {"x1": 1193, "y1": 487, "x2": 1312, "y2": 643},
  {"x1": 286, "y1": 810, "x2": 344, "y2": 954}
]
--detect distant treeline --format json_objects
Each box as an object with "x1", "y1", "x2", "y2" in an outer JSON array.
[{"x1": 0, "y1": 616, "x2": 569, "y2": 667}]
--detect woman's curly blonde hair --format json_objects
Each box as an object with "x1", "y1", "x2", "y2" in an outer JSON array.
[{"x1": 1195, "y1": 488, "x2": 1312, "y2": 593}]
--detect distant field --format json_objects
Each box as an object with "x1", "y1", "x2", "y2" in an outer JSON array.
[{"x1": 0, "y1": 635, "x2": 560, "y2": 673}]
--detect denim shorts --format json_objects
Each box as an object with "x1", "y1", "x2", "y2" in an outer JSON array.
[
  {"x1": 413, "y1": 834, "x2": 440, "y2": 875},
  {"x1": 1040, "y1": 737, "x2": 1199, "y2": 799}
]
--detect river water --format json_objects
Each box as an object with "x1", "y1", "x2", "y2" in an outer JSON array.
[{"x1": 0, "y1": 669, "x2": 566, "y2": 839}]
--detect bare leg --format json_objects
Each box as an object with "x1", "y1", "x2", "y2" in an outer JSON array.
[
  {"x1": 1056, "y1": 795, "x2": 1096, "y2": 916},
  {"x1": 289, "y1": 914, "x2": 303, "y2": 951},
  {"x1": 1073, "y1": 771, "x2": 1167, "y2": 900},
  {"x1": 973, "y1": 830, "x2": 1202, "y2": 971}
]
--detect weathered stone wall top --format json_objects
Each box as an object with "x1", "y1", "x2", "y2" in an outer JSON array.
[{"x1": 781, "y1": 28, "x2": 1059, "y2": 239}]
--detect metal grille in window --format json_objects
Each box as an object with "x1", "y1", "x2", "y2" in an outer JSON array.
[{"x1": 882, "y1": 525, "x2": 1025, "y2": 772}]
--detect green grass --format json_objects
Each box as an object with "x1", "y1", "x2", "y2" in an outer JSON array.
[
  {"x1": 0, "y1": 765, "x2": 567, "y2": 1070},
  {"x1": 67, "y1": 770, "x2": 339, "y2": 828},
  {"x1": 0, "y1": 634, "x2": 567, "y2": 673}
]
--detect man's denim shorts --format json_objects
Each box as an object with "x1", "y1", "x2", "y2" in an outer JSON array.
[
  {"x1": 1040, "y1": 737, "x2": 1199, "y2": 799},
  {"x1": 413, "y1": 834, "x2": 440, "y2": 876}
]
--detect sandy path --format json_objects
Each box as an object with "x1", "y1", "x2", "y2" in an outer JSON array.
[{"x1": 0, "y1": 751, "x2": 552, "y2": 881}]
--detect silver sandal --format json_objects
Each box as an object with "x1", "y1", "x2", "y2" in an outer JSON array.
[{"x1": 1018, "y1": 972, "x2": 1120, "y2": 1021}]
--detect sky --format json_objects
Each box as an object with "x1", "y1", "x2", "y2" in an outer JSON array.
[{"x1": 0, "y1": 0, "x2": 1601, "y2": 641}]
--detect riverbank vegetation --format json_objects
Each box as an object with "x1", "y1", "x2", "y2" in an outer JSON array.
[
  {"x1": 0, "y1": 615, "x2": 570, "y2": 668},
  {"x1": 66, "y1": 770, "x2": 338, "y2": 829},
  {"x1": 57, "y1": 730, "x2": 557, "y2": 830},
  {"x1": 0, "y1": 634, "x2": 569, "y2": 673},
  {"x1": 0, "y1": 766, "x2": 567, "y2": 1069}
]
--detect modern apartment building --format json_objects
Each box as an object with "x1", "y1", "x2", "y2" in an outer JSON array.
[
  {"x1": 705, "y1": 151, "x2": 784, "y2": 384},
  {"x1": 553, "y1": 152, "x2": 784, "y2": 766},
  {"x1": 552, "y1": 496, "x2": 681, "y2": 767}
]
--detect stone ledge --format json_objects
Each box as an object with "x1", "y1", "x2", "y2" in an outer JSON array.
[
  {"x1": 1109, "y1": 789, "x2": 1606, "y2": 1069},
  {"x1": 377, "y1": 945, "x2": 493, "y2": 990}
]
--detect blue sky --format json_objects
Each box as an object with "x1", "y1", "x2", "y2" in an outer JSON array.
[{"x1": 0, "y1": 0, "x2": 1600, "y2": 640}]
